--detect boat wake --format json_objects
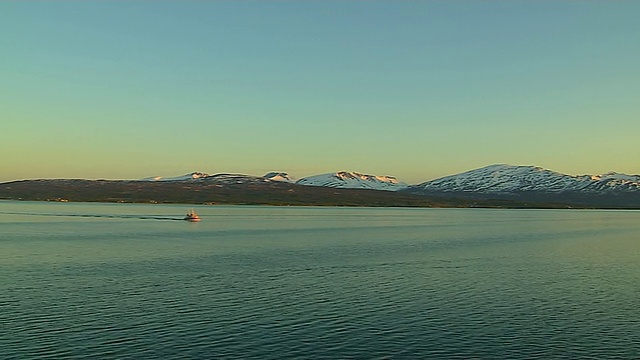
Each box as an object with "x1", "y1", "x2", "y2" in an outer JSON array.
[{"x1": 0, "y1": 211, "x2": 185, "y2": 221}]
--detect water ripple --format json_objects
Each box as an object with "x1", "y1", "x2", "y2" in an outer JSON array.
[{"x1": 2, "y1": 207, "x2": 640, "y2": 359}]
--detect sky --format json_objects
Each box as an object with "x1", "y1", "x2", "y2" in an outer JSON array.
[{"x1": 2, "y1": 1, "x2": 639, "y2": 184}]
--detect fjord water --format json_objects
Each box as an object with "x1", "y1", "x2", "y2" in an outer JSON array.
[{"x1": 2, "y1": 201, "x2": 639, "y2": 359}]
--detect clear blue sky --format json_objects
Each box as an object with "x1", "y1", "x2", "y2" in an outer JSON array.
[{"x1": 2, "y1": 1, "x2": 639, "y2": 183}]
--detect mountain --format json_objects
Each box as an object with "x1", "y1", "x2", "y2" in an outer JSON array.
[
  {"x1": 143, "y1": 172, "x2": 289, "y2": 185},
  {"x1": 263, "y1": 172, "x2": 295, "y2": 183},
  {"x1": 296, "y1": 171, "x2": 408, "y2": 191},
  {"x1": 588, "y1": 172, "x2": 640, "y2": 183},
  {"x1": 0, "y1": 178, "x2": 470, "y2": 207},
  {"x1": 141, "y1": 172, "x2": 210, "y2": 181},
  {"x1": 2, "y1": 165, "x2": 639, "y2": 208},
  {"x1": 404, "y1": 164, "x2": 640, "y2": 207}
]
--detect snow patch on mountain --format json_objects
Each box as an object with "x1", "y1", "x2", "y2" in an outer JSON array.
[
  {"x1": 588, "y1": 172, "x2": 640, "y2": 184},
  {"x1": 201, "y1": 173, "x2": 274, "y2": 185},
  {"x1": 296, "y1": 171, "x2": 408, "y2": 191},
  {"x1": 141, "y1": 172, "x2": 210, "y2": 182},
  {"x1": 263, "y1": 172, "x2": 296, "y2": 183}
]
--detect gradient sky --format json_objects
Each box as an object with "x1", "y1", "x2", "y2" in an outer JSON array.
[{"x1": 2, "y1": 1, "x2": 639, "y2": 183}]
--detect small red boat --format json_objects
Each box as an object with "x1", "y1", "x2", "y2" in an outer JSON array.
[{"x1": 184, "y1": 209, "x2": 201, "y2": 222}]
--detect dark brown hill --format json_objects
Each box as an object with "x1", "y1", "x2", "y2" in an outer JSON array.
[{"x1": 0, "y1": 178, "x2": 536, "y2": 208}]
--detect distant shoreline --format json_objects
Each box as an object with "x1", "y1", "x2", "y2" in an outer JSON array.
[{"x1": 1, "y1": 177, "x2": 639, "y2": 210}]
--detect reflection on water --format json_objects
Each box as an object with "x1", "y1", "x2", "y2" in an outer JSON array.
[{"x1": 1, "y1": 201, "x2": 639, "y2": 359}]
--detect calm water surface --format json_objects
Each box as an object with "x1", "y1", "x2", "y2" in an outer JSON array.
[{"x1": 1, "y1": 201, "x2": 639, "y2": 359}]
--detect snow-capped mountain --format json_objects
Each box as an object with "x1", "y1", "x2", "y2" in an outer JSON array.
[
  {"x1": 3, "y1": 164, "x2": 640, "y2": 208},
  {"x1": 263, "y1": 172, "x2": 295, "y2": 183},
  {"x1": 587, "y1": 172, "x2": 640, "y2": 183},
  {"x1": 296, "y1": 171, "x2": 408, "y2": 191},
  {"x1": 141, "y1": 172, "x2": 210, "y2": 181},
  {"x1": 143, "y1": 171, "x2": 298, "y2": 184},
  {"x1": 131, "y1": 165, "x2": 640, "y2": 207},
  {"x1": 411, "y1": 165, "x2": 581, "y2": 193},
  {"x1": 405, "y1": 164, "x2": 640, "y2": 206},
  {"x1": 141, "y1": 172, "x2": 283, "y2": 187},
  {"x1": 199, "y1": 173, "x2": 271, "y2": 185}
]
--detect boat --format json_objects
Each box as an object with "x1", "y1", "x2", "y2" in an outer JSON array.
[{"x1": 184, "y1": 209, "x2": 201, "y2": 222}]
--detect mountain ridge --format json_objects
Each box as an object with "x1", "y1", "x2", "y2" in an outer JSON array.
[
  {"x1": 136, "y1": 164, "x2": 640, "y2": 194},
  {"x1": 404, "y1": 164, "x2": 640, "y2": 207},
  {"x1": 296, "y1": 171, "x2": 408, "y2": 191},
  {"x1": 2, "y1": 164, "x2": 639, "y2": 208}
]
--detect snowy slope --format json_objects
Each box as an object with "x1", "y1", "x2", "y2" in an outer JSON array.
[
  {"x1": 296, "y1": 171, "x2": 408, "y2": 191},
  {"x1": 201, "y1": 173, "x2": 275, "y2": 185},
  {"x1": 141, "y1": 172, "x2": 210, "y2": 181},
  {"x1": 140, "y1": 172, "x2": 274, "y2": 185},
  {"x1": 588, "y1": 172, "x2": 640, "y2": 184},
  {"x1": 263, "y1": 172, "x2": 296, "y2": 183},
  {"x1": 408, "y1": 164, "x2": 640, "y2": 198},
  {"x1": 137, "y1": 165, "x2": 640, "y2": 206}
]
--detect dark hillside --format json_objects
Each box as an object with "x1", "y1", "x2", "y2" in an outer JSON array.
[{"x1": 0, "y1": 179, "x2": 537, "y2": 208}]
